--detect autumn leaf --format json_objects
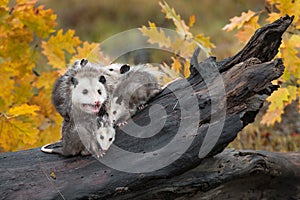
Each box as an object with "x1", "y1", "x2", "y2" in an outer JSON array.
[
  {"x1": 195, "y1": 34, "x2": 215, "y2": 49},
  {"x1": 281, "y1": 38, "x2": 300, "y2": 74},
  {"x1": 266, "y1": 12, "x2": 282, "y2": 23},
  {"x1": 14, "y1": 3, "x2": 57, "y2": 38},
  {"x1": 159, "y1": 1, "x2": 192, "y2": 39},
  {"x1": 71, "y1": 42, "x2": 111, "y2": 65},
  {"x1": 235, "y1": 16, "x2": 260, "y2": 43},
  {"x1": 42, "y1": 29, "x2": 81, "y2": 69},
  {"x1": 223, "y1": 10, "x2": 256, "y2": 31},
  {"x1": 261, "y1": 86, "x2": 298, "y2": 125},
  {"x1": 189, "y1": 15, "x2": 196, "y2": 27},
  {"x1": 160, "y1": 63, "x2": 181, "y2": 84},
  {"x1": 261, "y1": 108, "x2": 284, "y2": 126},
  {"x1": 183, "y1": 60, "x2": 190, "y2": 78},
  {"x1": 171, "y1": 57, "x2": 181, "y2": 73},
  {"x1": 7, "y1": 104, "x2": 40, "y2": 117},
  {"x1": 140, "y1": 21, "x2": 171, "y2": 48}
]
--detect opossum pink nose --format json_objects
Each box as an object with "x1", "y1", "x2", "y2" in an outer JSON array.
[{"x1": 95, "y1": 101, "x2": 101, "y2": 106}]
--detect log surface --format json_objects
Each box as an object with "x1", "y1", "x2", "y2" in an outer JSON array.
[{"x1": 0, "y1": 15, "x2": 297, "y2": 200}]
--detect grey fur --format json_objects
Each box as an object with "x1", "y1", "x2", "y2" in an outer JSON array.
[
  {"x1": 51, "y1": 58, "x2": 89, "y2": 119},
  {"x1": 108, "y1": 64, "x2": 162, "y2": 124},
  {"x1": 46, "y1": 60, "x2": 109, "y2": 156},
  {"x1": 94, "y1": 112, "x2": 116, "y2": 158},
  {"x1": 101, "y1": 63, "x2": 131, "y2": 94}
]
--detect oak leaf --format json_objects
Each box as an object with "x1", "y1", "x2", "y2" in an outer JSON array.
[{"x1": 223, "y1": 10, "x2": 256, "y2": 31}]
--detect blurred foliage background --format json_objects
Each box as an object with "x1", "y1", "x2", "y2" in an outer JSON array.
[{"x1": 0, "y1": 0, "x2": 299, "y2": 152}]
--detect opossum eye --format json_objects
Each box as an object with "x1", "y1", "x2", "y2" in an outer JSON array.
[
  {"x1": 100, "y1": 135, "x2": 104, "y2": 140},
  {"x1": 82, "y1": 89, "x2": 88, "y2": 94},
  {"x1": 109, "y1": 68, "x2": 113, "y2": 71},
  {"x1": 113, "y1": 111, "x2": 116, "y2": 115},
  {"x1": 98, "y1": 90, "x2": 102, "y2": 95},
  {"x1": 109, "y1": 138, "x2": 113, "y2": 142}
]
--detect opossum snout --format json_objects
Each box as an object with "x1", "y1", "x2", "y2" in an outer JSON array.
[{"x1": 95, "y1": 101, "x2": 101, "y2": 106}]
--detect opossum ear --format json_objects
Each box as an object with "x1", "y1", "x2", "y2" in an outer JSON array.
[
  {"x1": 71, "y1": 77, "x2": 78, "y2": 87},
  {"x1": 99, "y1": 75, "x2": 106, "y2": 84},
  {"x1": 120, "y1": 64, "x2": 130, "y2": 74},
  {"x1": 80, "y1": 58, "x2": 88, "y2": 67}
]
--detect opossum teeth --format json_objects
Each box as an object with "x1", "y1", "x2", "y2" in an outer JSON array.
[{"x1": 82, "y1": 103, "x2": 101, "y2": 113}]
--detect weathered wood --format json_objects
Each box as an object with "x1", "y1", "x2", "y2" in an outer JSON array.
[
  {"x1": 1, "y1": 149, "x2": 299, "y2": 200},
  {"x1": 0, "y1": 15, "x2": 297, "y2": 200}
]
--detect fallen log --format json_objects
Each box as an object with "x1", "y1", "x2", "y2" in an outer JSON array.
[{"x1": 0, "y1": 15, "x2": 298, "y2": 200}]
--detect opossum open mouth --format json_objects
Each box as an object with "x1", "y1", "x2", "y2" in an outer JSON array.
[{"x1": 82, "y1": 104, "x2": 101, "y2": 114}]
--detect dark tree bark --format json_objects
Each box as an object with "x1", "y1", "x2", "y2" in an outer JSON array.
[{"x1": 0, "y1": 15, "x2": 298, "y2": 200}]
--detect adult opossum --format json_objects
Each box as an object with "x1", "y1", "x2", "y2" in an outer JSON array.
[
  {"x1": 42, "y1": 63, "x2": 108, "y2": 156},
  {"x1": 51, "y1": 59, "x2": 91, "y2": 119},
  {"x1": 108, "y1": 64, "x2": 162, "y2": 125}
]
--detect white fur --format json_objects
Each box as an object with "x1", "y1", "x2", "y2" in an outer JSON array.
[
  {"x1": 71, "y1": 77, "x2": 108, "y2": 114},
  {"x1": 95, "y1": 123, "x2": 115, "y2": 151},
  {"x1": 108, "y1": 97, "x2": 131, "y2": 124}
]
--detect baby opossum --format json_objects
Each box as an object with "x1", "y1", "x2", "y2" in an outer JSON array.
[
  {"x1": 101, "y1": 63, "x2": 131, "y2": 94},
  {"x1": 42, "y1": 63, "x2": 108, "y2": 156},
  {"x1": 108, "y1": 64, "x2": 162, "y2": 125},
  {"x1": 94, "y1": 109, "x2": 116, "y2": 158}
]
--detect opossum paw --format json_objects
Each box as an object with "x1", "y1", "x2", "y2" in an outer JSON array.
[
  {"x1": 117, "y1": 121, "x2": 128, "y2": 127},
  {"x1": 138, "y1": 104, "x2": 146, "y2": 110},
  {"x1": 81, "y1": 149, "x2": 91, "y2": 156},
  {"x1": 96, "y1": 150, "x2": 106, "y2": 158}
]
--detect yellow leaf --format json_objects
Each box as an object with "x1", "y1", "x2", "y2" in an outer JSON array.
[
  {"x1": 159, "y1": 1, "x2": 192, "y2": 38},
  {"x1": 139, "y1": 22, "x2": 171, "y2": 48},
  {"x1": 0, "y1": 117, "x2": 40, "y2": 151},
  {"x1": 160, "y1": 63, "x2": 181, "y2": 84},
  {"x1": 281, "y1": 38, "x2": 300, "y2": 73},
  {"x1": 0, "y1": 66, "x2": 15, "y2": 111},
  {"x1": 71, "y1": 42, "x2": 111, "y2": 65},
  {"x1": 266, "y1": 13, "x2": 282, "y2": 23},
  {"x1": 289, "y1": 35, "x2": 300, "y2": 48},
  {"x1": 235, "y1": 16, "x2": 260, "y2": 43},
  {"x1": 14, "y1": 3, "x2": 57, "y2": 38},
  {"x1": 13, "y1": 74, "x2": 35, "y2": 104},
  {"x1": 50, "y1": 171, "x2": 56, "y2": 179},
  {"x1": 171, "y1": 57, "x2": 182, "y2": 73},
  {"x1": 42, "y1": 29, "x2": 81, "y2": 69},
  {"x1": 267, "y1": 87, "x2": 289, "y2": 111},
  {"x1": 195, "y1": 34, "x2": 216, "y2": 49},
  {"x1": 287, "y1": 85, "x2": 297, "y2": 103},
  {"x1": 261, "y1": 107, "x2": 284, "y2": 125},
  {"x1": 183, "y1": 60, "x2": 190, "y2": 78},
  {"x1": 189, "y1": 15, "x2": 196, "y2": 27},
  {"x1": 223, "y1": 10, "x2": 256, "y2": 31},
  {"x1": 34, "y1": 71, "x2": 59, "y2": 90},
  {"x1": 262, "y1": 85, "x2": 298, "y2": 126},
  {"x1": 7, "y1": 104, "x2": 40, "y2": 117},
  {"x1": 0, "y1": 0, "x2": 8, "y2": 6}
]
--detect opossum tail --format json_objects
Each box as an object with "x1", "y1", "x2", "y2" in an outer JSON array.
[{"x1": 41, "y1": 141, "x2": 63, "y2": 155}]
